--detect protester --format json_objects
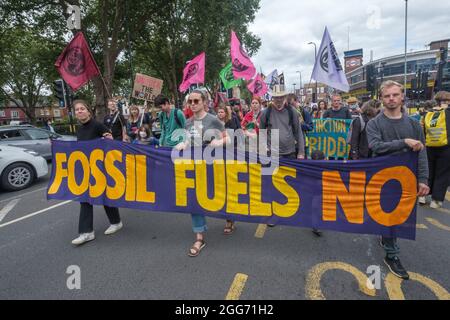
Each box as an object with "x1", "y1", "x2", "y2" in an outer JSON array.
[
  {"x1": 313, "y1": 100, "x2": 328, "y2": 119},
  {"x1": 287, "y1": 94, "x2": 313, "y2": 157},
  {"x1": 175, "y1": 90, "x2": 230, "y2": 257},
  {"x1": 420, "y1": 91, "x2": 450, "y2": 208},
  {"x1": 133, "y1": 126, "x2": 159, "y2": 146},
  {"x1": 260, "y1": 90, "x2": 305, "y2": 227},
  {"x1": 156, "y1": 94, "x2": 186, "y2": 148},
  {"x1": 44, "y1": 119, "x2": 56, "y2": 133},
  {"x1": 183, "y1": 95, "x2": 194, "y2": 120},
  {"x1": 349, "y1": 99, "x2": 382, "y2": 160},
  {"x1": 323, "y1": 94, "x2": 352, "y2": 119},
  {"x1": 217, "y1": 104, "x2": 239, "y2": 130},
  {"x1": 366, "y1": 80, "x2": 429, "y2": 280},
  {"x1": 127, "y1": 105, "x2": 150, "y2": 141},
  {"x1": 347, "y1": 96, "x2": 361, "y2": 119},
  {"x1": 310, "y1": 149, "x2": 326, "y2": 236},
  {"x1": 241, "y1": 96, "x2": 263, "y2": 137},
  {"x1": 104, "y1": 98, "x2": 127, "y2": 141},
  {"x1": 71, "y1": 100, "x2": 123, "y2": 246}
]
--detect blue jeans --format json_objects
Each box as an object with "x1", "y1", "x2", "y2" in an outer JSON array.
[
  {"x1": 381, "y1": 237, "x2": 400, "y2": 258},
  {"x1": 191, "y1": 214, "x2": 207, "y2": 233}
]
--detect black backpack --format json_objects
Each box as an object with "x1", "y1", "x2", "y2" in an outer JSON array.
[{"x1": 263, "y1": 105, "x2": 298, "y2": 137}]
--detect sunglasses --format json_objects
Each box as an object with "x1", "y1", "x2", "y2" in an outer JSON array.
[{"x1": 188, "y1": 99, "x2": 201, "y2": 105}]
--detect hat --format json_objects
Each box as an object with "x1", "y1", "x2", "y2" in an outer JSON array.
[
  {"x1": 346, "y1": 97, "x2": 358, "y2": 104},
  {"x1": 271, "y1": 84, "x2": 288, "y2": 98}
]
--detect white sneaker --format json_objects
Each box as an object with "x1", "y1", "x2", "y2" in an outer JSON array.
[
  {"x1": 430, "y1": 201, "x2": 443, "y2": 209},
  {"x1": 72, "y1": 232, "x2": 95, "y2": 246},
  {"x1": 418, "y1": 197, "x2": 427, "y2": 205},
  {"x1": 104, "y1": 222, "x2": 123, "y2": 235}
]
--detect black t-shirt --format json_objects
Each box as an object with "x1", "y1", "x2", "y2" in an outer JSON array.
[
  {"x1": 77, "y1": 119, "x2": 109, "y2": 141},
  {"x1": 104, "y1": 112, "x2": 126, "y2": 140}
]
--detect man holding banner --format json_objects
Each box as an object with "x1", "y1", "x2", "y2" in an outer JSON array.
[{"x1": 367, "y1": 80, "x2": 430, "y2": 280}]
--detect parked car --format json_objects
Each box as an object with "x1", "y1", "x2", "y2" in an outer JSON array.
[
  {"x1": 0, "y1": 126, "x2": 76, "y2": 160},
  {"x1": 0, "y1": 145, "x2": 48, "y2": 191}
]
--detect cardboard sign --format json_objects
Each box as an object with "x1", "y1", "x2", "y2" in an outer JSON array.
[{"x1": 132, "y1": 73, "x2": 163, "y2": 101}]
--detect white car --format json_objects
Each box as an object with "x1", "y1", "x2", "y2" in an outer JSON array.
[{"x1": 0, "y1": 145, "x2": 48, "y2": 191}]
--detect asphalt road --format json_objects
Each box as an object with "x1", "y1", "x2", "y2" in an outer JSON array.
[{"x1": 0, "y1": 164, "x2": 449, "y2": 300}]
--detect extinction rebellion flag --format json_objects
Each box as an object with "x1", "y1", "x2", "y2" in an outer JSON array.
[
  {"x1": 219, "y1": 63, "x2": 242, "y2": 90},
  {"x1": 179, "y1": 52, "x2": 206, "y2": 93},
  {"x1": 54, "y1": 32, "x2": 101, "y2": 91}
]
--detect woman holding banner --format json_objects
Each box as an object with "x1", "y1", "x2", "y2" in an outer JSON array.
[
  {"x1": 71, "y1": 100, "x2": 123, "y2": 246},
  {"x1": 176, "y1": 90, "x2": 230, "y2": 257}
]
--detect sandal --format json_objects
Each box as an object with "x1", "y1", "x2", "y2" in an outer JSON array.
[
  {"x1": 223, "y1": 221, "x2": 235, "y2": 235},
  {"x1": 188, "y1": 239, "x2": 206, "y2": 257}
]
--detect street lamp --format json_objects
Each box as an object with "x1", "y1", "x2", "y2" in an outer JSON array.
[
  {"x1": 404, "y1": 0, "x2": 408, "y2": 95},
  {"x1": 296, "y1": 70, "x2": 302, "y2": 94},
  {"x1": 308, "y1": 42, "x2": 318, "y2": 102}
]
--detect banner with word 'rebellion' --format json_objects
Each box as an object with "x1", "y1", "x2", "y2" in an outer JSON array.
[
  {"x1": 307, "y1": 119, "x2": 352, "y2": 159},
  {"x1": 47, "y1": 140, "x2": 419, "y2": 240}
]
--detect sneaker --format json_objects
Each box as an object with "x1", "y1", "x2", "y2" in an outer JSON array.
[
  {"x1": 267, "y1": 224, "x2": 275, "y2": 228},
  {"x1": 104, "y1": 222, "x2": 123, "y2": 235},
  {"x1": 72, "y1": 232, "x2": 95, "y2": 246},
  {"x1": 418, "y1": 196, "x2": 426, "y2": 205},
  {"x1": 430, "y1": 200, "x2": 443, "y2": 209},
  {"x1": 384, "y1": 256, "x2": 409, "y2": 280}
]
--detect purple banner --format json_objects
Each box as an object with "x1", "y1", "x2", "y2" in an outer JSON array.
[{"x1": 47, "y1": 140, "x2": 419, "y2": 240}]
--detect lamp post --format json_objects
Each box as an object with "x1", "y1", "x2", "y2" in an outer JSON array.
[
  {"x1": 293, "y1": 83, "x2": 297, "y2": 94},
  {"x1": 296, "y1": 71, "x2": 302, "y2": 100},
  {"x1": 308, "y1": 42, "x2": 318, "y2": 102},
  {"x1": 404, "y1": 0, "x2": 408, "y2": 96}
]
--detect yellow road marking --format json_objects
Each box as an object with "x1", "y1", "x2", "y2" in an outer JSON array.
[
  {"x1": 385, "y1": 273, "x2": 450, "y2": 300},
  {"x1": 254, "y1": 224, "x2": 267, "y2": 238},
  {"x1": 225, "y1": 273, "x2": 248, "y2": 300},
  {"x1": 305, "y1": 262, "x2": 376, "y2": 300},
  {"x1": 416, "y1": 224, "x2": 428, "y2": 229},
  {"x1": 446, "y1": 192, "x2": 450, "y2": 202},
  {"x1": 426, "y1": 218, "x2": 450, "y2": 231}
]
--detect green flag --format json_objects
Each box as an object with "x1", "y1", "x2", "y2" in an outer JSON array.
[{"x1": 219, "y1": 62, "x2": 242, "y2": 90}]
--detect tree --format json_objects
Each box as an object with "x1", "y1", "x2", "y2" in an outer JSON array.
[
  {"x1": 133, "y1": 0, "x2": 261, "y2": 101},
  {"x1": 1, "y1": 0, "x2": 261, "y2": 118},
  {"x1": 0, "y1": 27, "x2": 62, "y2": 124}
]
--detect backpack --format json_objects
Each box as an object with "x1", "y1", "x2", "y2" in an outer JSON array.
[
  {"x1": 159, "y1": 109, "x2": 183, "y2": 131},
  {"x1": 264, "y1": 105, "x2": 298, "y2": 137},
  {"x1": 346, "y1": 115, "x2": 366, "y2": 144},
  {"x1": 424, "y1": 109, "x2": 448, "y2": 147},
  {"x1": 264, "y1": 105, "x2": 299, "y2": 153}
]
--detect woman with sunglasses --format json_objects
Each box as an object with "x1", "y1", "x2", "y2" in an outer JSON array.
[{"x1": 176, "y1": 90, "x2": 230, "y2": 257}]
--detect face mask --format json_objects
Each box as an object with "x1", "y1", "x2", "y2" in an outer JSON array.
[{"x1": 139, "y1": 132, "x2": 147, "y2": 138}]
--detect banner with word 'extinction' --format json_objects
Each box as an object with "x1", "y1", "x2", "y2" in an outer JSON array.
[
  {"x1": 47, "y1": 140, "x2": 419, "y2": 240},
  {"x1": 307, "y1": 119, "x2": 352, "y2": 159}
]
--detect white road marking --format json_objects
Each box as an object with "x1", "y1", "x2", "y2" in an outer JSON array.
[
  {"x1": 0, "y1": 200, "x2": 72, "y2": 229},
  {"x1": 0, "y1": 199, "x2": 21, "y2": 223},
  {"x1": 0, "y1": 187, "x2": 47, "y2": 204}
]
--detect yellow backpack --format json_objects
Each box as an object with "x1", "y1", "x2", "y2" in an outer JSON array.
[{"x1": 424, "y1": 109, "x2": 448, "y2": 147}]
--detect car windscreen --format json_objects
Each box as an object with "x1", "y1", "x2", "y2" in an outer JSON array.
[
  {"x1": 0, "y1": 129, "x2": 26, "y2": 141},
  {"x1": 23, "y1": 129, "x2": 51, "y2": 140}
]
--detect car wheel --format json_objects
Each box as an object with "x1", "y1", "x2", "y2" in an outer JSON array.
[{"x1": 1, "y1": 163, "x2": 36, "y2": 191}]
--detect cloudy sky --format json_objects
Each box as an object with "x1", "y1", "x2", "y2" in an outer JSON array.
[{"x1": 248, "y1": 0, "x2": 450, "y2": 90}]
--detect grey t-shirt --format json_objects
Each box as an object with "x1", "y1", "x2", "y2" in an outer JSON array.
[
  {"x1": 366, "y1": 112, "x2": 429, "y2": 184},
  {"x1": 185, "y1": 113, "x2": 225, "y2": 147}
]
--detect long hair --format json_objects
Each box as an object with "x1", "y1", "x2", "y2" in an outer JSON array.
[{"x1": 217, "y1": 104, "x2": 231, "y2": 123}]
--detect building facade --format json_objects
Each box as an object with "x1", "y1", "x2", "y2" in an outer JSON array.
[{"x1": 344, "y1": 39, "x2": 449, "y2": 103}]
